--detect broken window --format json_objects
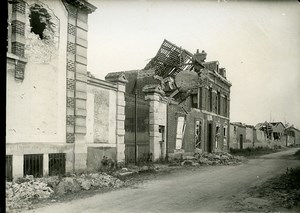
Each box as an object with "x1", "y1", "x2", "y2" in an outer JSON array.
[
  {"x1": 208, "y1": 88, "x2": 213, "y2": 112},
  {"x1": 273, "y1": 132, "x2": 281, "y2": 140},
  {"x1": 215, "y1": 93, "x2": 218, "y2": 113},
  {"x1": 217, "y1": 92, "x2": 221, "y2": 115},
  {"x1": 191, "y1": 94, "x2": 198, "y2": 108},
  {"x1": 176, "y1": 117, "x2": 186, "y2": 150},
  {"x1": 233, "y1": 126, "x2": 237, "y2": 134},
  {"x1": 195, "y1": 120, "x2": 202, "y2": 149},
  {"x1": 29, "y1": 4, "x2": 54, "y2": 40},
  {"x1": 199, "y1": 87, "x2": 202, "y2": 109},
  {"x1": 215, "y1": 125, "x2": 220, "y2": 149},
  {"x1": 224, "y1": 95, "x2": 228, "y2": 117},
  {"x1": 223, "y1": 126, "x2": 228, "y2": 146}
]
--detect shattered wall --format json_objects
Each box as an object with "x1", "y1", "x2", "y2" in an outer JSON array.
[
  {"x1": 229, "y1": 124, "x2": 246, "y2": 149},
  {"x1": 6, "y1": 0, "x2": 67, "y2": 144}
]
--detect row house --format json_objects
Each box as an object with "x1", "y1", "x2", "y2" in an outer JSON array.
[{"x1": 229, "y1": 121, "x2": 300, "y2": 150}]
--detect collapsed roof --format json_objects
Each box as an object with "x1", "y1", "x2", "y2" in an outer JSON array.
[
  {"x1": 144, "y1": 39, "x2": 205, "y2": 78},
  {"x1": 106, "y1": 39, "x2": 230, "y2": 104}
]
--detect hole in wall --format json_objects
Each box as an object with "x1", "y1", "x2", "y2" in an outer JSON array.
[{"x1": 29, "y1": 4, "x2": 54, "y2": 40}]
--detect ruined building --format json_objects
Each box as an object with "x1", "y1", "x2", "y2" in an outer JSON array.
[
  {"x1": 108, "y1": 39, "x2": 232, "y2": 162},
  {"x1": 6, "y1": 0, "x2": 128, "y2": 180}
]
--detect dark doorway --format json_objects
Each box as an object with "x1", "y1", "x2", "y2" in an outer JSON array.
[
  {"x1": 208, "y1": 123, "x2": 213, "y2": 153},
  {"x1": 159, "y1": 125, "x2": 165, "y2": 158},
  {"x1": 239, "y1": 134, "x2": 243, "y2": 149}
]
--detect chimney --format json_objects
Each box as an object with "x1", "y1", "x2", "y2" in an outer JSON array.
[{"x1": 194, "y1": 49, "x2": 207, "y2": 62}]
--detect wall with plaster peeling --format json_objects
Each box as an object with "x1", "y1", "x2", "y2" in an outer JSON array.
[
  {"x1": 86, "y1": 83, "x2": 117, "y2": 144},
  {"x1": 6, "y1": 0, "x2": 67, "y2": 143}
]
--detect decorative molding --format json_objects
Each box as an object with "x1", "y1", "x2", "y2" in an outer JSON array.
[{"x1": 65, "y1": 0, "x2": 97, "y2": 14}]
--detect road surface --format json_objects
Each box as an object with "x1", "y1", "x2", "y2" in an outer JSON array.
[{"x1": 26, "y1": 148, "x2": 300, "y2": 213}]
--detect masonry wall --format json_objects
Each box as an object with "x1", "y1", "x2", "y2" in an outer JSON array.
[
  {"x1": 6, "y1": 0, "x2": 67, "y2": 144},
  {"x1": 229, "y1": 124, "x2": 238, "y2": 149},
  {"x1": 244, "y1": 127, "x2": 254, "y2": 148},
  {"x1": 229, "y1": 125, "x2": 246, "y2": 149},
  {"x1": 167, "y1": 104, "x2": 230, "y2": 157},
  {"x1": 295, "y1": 131, "x2": 300, "y2": 145},
  {"x1": 85, "y1": 78, "x2": 123, "y2": 169},
  {"x1": 6, "y1": 0, "x2": 73, "y2": 178},
  {"x1": 253, "y1": 129, "x2": 270, "y2": 147},
  {"x1": 86, "y1": 83, "x2": 117, "y2": 145},
  {"x1": 167, "y1": 103, "x2": 185, "y2": 155}
]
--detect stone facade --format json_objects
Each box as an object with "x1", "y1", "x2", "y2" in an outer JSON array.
[{"x1": 5, "y1": 0, "x2": 132, "y2": 179}]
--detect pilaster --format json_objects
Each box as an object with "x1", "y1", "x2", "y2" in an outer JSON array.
[
  {"x1": 63, "y1": 0, "x2": 96, "y2": 171},
  {"x1": 12, "y1": 155, "x2": 23, "y2": 179},
  {"x1": 143, "y1": 85, "x2": 165, "y2": 161},
  {"x1": 105, "y1": 72, "x2": 128, "y2": 162},
  {"x1": 8, "y1": 0, "x2": 27, "y2": 81}
]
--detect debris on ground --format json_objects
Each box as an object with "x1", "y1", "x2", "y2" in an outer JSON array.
[
  {"x1": 6, "y1": 176, "x2": 54, "y2": 211},
  {"x1": 171, "y1": 152, "x2": 245, "y2": 166},
  {"x1": 6, "y1": 173, "x2": 124, "y2": 212}
]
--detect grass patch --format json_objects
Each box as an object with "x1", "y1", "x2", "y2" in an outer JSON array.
[
  {"x1": 249, "y1": 167, "x2": 300, "y2": 209},
  {"x1": 230, "y1": 146, "x2": 280, "y2": 157},
  {"x1": 294, "y1": 149, "x2": 300, "y2": 159}
]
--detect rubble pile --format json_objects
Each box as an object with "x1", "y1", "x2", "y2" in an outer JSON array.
[
  {"x1": 179, "y1": 152, "x2": 245, "y2": 166},
  {"x1": 6, "y1": 175, "x2": 54, "y2": 211},
  {"x1": 6, "y1": 173, "x2": 124, "y2": 212},
  {"x1": 46, "y1": 172, "x2": 124, "y2": 195}
]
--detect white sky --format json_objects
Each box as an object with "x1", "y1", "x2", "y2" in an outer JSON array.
[{"x1": 87, "y1": 0, "x2": 300, "y2": 129}]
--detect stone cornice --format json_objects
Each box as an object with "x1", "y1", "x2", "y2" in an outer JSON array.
[{"x1": 65, "y1": 0, "x2": 97, "y2": 13}]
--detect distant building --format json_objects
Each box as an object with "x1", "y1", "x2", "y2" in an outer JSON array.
[
  {"x1": 229, "y1": 122, "x2": 246, "y2": 149},
  {"x1": 285, "y1": 126, "x2": 300, "y2": 146}
]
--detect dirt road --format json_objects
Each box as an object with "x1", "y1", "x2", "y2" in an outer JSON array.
[{"x1": 26, "y1": 148, "x2": 300, "y2": 213}]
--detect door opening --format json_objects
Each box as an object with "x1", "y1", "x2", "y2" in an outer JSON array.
[
  {"x1": 208, "y1": 123, "x2": 212, "y2": 153},
  {"x1": 239, "y1": 134, "x2": 243, "y2": 149}
]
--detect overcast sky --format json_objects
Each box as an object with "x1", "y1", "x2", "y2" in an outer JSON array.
[{"x1": 87, "y1": 0, "x2": 300, "y2": 129}]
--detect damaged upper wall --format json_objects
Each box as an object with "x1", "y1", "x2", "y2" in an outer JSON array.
[
  {"x1": 7, "y1": 0, "x2": 69, "y2": 143},
  {"x1": 6, "y1": 0, "x2": 96, "y2": 145}
]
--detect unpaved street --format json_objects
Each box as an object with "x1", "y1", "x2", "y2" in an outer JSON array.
[{"x1": 26, "y1": 148, "x2": 300, "y2": 213}]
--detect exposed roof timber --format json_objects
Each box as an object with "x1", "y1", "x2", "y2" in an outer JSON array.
[
  {"x1": 144, "y1": 39, "x2": 204, "y2": 78},
  {"x1": 65, "y1": 0, "x2": 97, "y2": 13}
]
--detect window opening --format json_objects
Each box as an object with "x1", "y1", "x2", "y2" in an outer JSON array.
[
  {"x1": 191, "y1": 94, "x2": 198, "y2": 108},
  {"x1": 24, "y1": 154, "x2": 43, "y2": 178},
  {"x1": 223, "y1": 126, "x2": 227, "y2": 146},
  {"x1": 49, "y1": 153, "x2": 66, "y2": 176},
  {"x1": 176, "y1": 117, "x2": 185, "y2": 149},
  {"x1": 215, "y1": 125, "x2": 220, "y2": 149},
  {"x1": 195, "y1": 120, "x2": 202, "y2": 149}
]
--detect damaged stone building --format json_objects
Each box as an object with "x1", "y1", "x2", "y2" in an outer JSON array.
[
  {"x1": 229, "y1": 121, "x2": 300, "y2": 150},
  {"x1": 109, "y1": 39, "x2": 232, "y2": 162},
  {"x1": 6, "y1": 0, "x2": 128, "y2": 180}
]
